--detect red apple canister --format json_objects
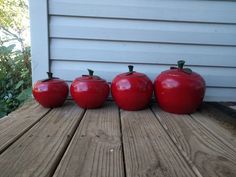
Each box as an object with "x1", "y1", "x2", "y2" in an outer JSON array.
[
  {"x1": 70, "y1": 69, "x2": 109, "y2": 109},
  {"x1": 33, "y1": 72, "x2": 69, "y2": 108},
  {"x1": 154, "y1": 60, "x2": 206, "y2": 114},
  {"x1": 111, "y1": 65, "x2": 153, "y2": 111}
]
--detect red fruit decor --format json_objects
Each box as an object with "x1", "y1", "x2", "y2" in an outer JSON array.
[
  {"x1": 70, "y1": 69, "x2": 109, "y2": 109},
  {"x1": 33, "y1": 72, "x2": 69, "y2": 108},
  {"x1": 111, "y1": 65, "x2": 153, "y2": 111},
  {"x1": 154, "y1": 60, "x2": 206, "y2": 114}
]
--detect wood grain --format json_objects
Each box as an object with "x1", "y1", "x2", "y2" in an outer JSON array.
[
  {"x1": 230, "y1": 105, "x2": 236, "y2": 110},
  {"x1": 0, "y1": 101, "x2": 84, "y2": 177},
  {"x1": 152, "y1": 104, "x2": 236, "y2": 177},
  {"x1": 53, "y1": 102, "x2": 124, "y2": 177},
  {"x1": 204, "y1": 103, "x2": 236, "y2": 125},
  {"x1": 0, "y1": 100, "x2": 50, "y2": 153},
  {"x1": 191, "y1": 103, "x2": 236, "y2": 148},
  {"x1": 120, "y1": 108, "x2": 196, "y2": 177}
]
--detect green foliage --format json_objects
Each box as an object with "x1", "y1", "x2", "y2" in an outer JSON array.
[
  {"x1": 0, "y1": 0, "x2": 31, "y2": 118},
  {"x1": 0, "y1": 0, "x2": 28, "y2": 28},
  {"x1": 0, "y1": 0, "x2": 29, "y2": 46},
  {"x1": 0, "y1": 44, "x2": 31, "y2": 118}
]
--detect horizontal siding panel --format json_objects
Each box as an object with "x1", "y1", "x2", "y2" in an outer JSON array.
[
  {"x1": 49, "y1": 0, "x2": 236, "y2": 24},
  {"x1": 50, "y1": 60, "x2": 236, "y2": 88},
  {"x1": 47, "y1": 0, "x2": 236, "y2": 101},
  {"x1": 50, "y1": 38, "x2": 236, "y2": 67},
  {"x1": 204, "y1": 87, "x2": 236, "y2": 102},
  {"x1": 50, "y1": 16, "x2": 236, "y2": 46}
]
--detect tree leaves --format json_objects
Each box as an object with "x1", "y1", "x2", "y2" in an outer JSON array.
[
  {"x1": 0, "y1": 0, "x2": 31, "y2": 118},
  {"x1": 0, "y1": 0, "x2": 28, "y2": 31},
  {"x1": 0, "y1": 0, "x2": 29, "y2": 50},
  {"x1": 15, "y1": 80, "x2": 24, "y2": 90},
  {"x1": 0, "y1": 44, "x2": 31, "y2": 118},
  {"x1": 16, "y1": 87, "x2": 32, "y2": 102}
]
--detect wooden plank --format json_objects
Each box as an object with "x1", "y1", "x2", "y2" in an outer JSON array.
[
  {"x1": 0, "y1": 101, "x2": 84, "y2": 177},
  {"x1": 190, "y1": 103, "x2": 236, "y2": 147},
  {"x1": 120, "y1": 108, "x2": 197, "y2": 177},
  {"x1": 0, "y1": 100, "x2": 50, "y2": 153},
  {"x1": 230, "y1": 105, "x2": 236, "y2": 110},
  {"x1": 50, "y1": 38, "x2": 236, "y2": 67},
  {"x1": 211, "y1": 103, "x2": 236, "y2": 118},
  {"x1": 53, "y1": 102, "x2": 124, "y2": 177},
  {"x1": 29, "y1": 0, "x2": 49, "y2": 83},
  {"x1": 50, "y1": 16, "x2": 236, "y2": 46},
  {"x1": 152, "y1": 105, "x2": 236, "y2": 177},
  {"x1": 49, "y1": 0, "x2": 236, "y2": 24}
]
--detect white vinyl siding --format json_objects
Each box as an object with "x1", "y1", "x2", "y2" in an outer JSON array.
[{"x1": 30, "y1": 0, "x2": 236, "y2": 101}]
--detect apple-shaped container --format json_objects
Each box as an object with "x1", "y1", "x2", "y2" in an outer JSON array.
[
  {"x1": 154, "y1": 60, "x2": 206, "y2": 114},
  {"x1": 111, "y1": 65, "x2": 153, "y2": 111},
  {"x1": 33, "y1": 72, "x2": 69, "y2": 108},
  {"x1": 70, "y1": 69, "x2": 110, "y2": 109}
]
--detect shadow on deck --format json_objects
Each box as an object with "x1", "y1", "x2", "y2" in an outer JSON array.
[{"x1": 0, "y1": 100, "x2": 236, "y2": 177}]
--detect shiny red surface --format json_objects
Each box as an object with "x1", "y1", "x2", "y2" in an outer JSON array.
[
  {"x1": 111, "y1": 68, "x2": 153, "y2": 111},
  {"x1": 33, "y1": 79, "x2": 69, "y2": 108},
  {"x1": 70, "y1": 75, "x2": 109, "y2": 109},
  {"x1": 154, "y1": 68, "x2": 205, "y2": 114}
]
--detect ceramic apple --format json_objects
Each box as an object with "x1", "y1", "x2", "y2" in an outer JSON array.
[
  {"x1": 70, "y1": 69, "x2": 109, "y2": 109},
  {"x1": 33, "y1": 72, "x2": 68, "y2": 108},
  {"x1": 154, "y1": 60, "x2": 205, "y2": 114},
  {"x1": 112, "y1": 65, "x2": 153, "y2": 111}
]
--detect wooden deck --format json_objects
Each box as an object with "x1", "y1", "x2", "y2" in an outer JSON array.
[{"x1": 0, "y1": 100, "x2": 236, "y2": 177}]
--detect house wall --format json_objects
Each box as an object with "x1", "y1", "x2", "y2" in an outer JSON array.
[{"x1": 30, "y1": 0, "x2": 236, "y2": 101}]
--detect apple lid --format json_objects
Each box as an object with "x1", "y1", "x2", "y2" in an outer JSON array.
[
  {"x1": 39, "y1": 72, "x2": 66, "y2": 84},
  {"x1": 162, "y1": 60, "x2": 203, "y2": 80},
  {"x1": 75, "y1": 69, "x2": 107, "y2": 82},
  {"x1": 169, "y1": 60, "x2": 192, "y2": 74},
  {"x1": 117, "y1": 65, "x2": 147, "y2": 78}
]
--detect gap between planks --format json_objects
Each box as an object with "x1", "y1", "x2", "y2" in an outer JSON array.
[
  {"x1": 0, "y1": 100, "x2": 51, "y2": 154},
  {"x1": 1, "y1": 101, "x2": 236, "y2": 177},
  {"x1": 120, "y1": 107, "x2": 197, "y2": 177},
  {"x1": 190, "y1": 103, "x2": 236, "y2": 149},
  {"x1": 53, "y1": 102, "x2": 125, "y2": 177},
  {"x1": 151, "y1": 104, "x2": 236, "y2": 177},
  {"x1": 0, "y1": 101, "x2": 85, "y2": 177}
]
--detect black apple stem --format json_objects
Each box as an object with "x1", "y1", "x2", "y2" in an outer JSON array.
[
  {"x1": 88, "y1": 69, "x2": 94, "y2": 76},
  {"x1": 177, "y1": 60, "x2": 185, "y2": 69},
  {"x1": 47, "y1": 72, "x2": 53, "y2": 79},
  {"x1": 128, "y1": 65, "x2": 134, "y2": 72}
]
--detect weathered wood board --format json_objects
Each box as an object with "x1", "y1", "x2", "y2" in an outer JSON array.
[
  {"x1": 53, "y1": 103, "x2": 125, "y2": 177},
  {"x1": 121, "y1": 108, "x2": 197, "y2": 177},
  {"x1": 191, "y1": 103, "x2": 236, "y2": 148},
  {"x1": 0, "y1": 100, "x2": 50, "y2": 153},
  {"x1": 0, "y1": 101, "x2": 84, "y2": 177},
  {"x1": 152, "y1": 104, "x2": 236, "y2": 177}
]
